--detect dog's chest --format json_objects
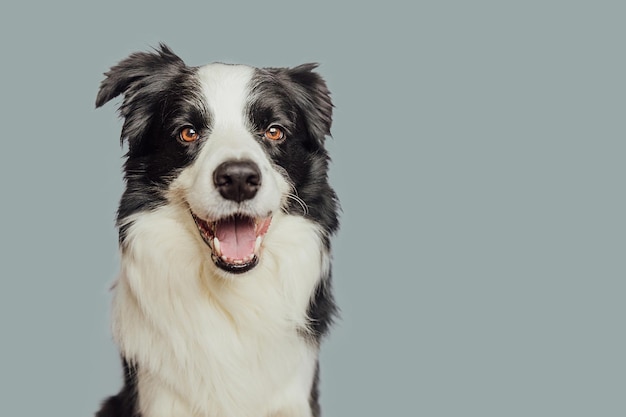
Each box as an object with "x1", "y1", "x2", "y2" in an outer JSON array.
[
  {"x1": 134, "y1": 312, "x2": 317, "y2": 417},
  {"x1": 112, "y1": 208, "x2": 324, "y2": 416},
  {"x1": 115, "y1": 266, "x2": 319, "y2": 417}
]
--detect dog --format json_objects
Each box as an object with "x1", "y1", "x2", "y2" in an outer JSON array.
[{"x1": 94, "y1": 45, "x2": 339, "y2": 417}]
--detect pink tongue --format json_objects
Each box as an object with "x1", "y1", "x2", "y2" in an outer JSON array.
[{"x1": 215, "y1": 217, "x2": 256, "y2": 260}]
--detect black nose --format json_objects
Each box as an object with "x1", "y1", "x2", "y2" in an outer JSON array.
[{"x1": 213, "y1": 160, "x2": 262, "y2": 202}]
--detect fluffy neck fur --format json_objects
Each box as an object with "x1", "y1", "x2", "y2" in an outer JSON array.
[{"x1": 111, "y1": 204, "x2": 327, "y2": 417}]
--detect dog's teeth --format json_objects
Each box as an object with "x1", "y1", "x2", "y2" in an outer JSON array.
[
  {"x1": 213, "y1": 237, "x2": 222, "y2": 256},
  {"x1": 254, "y1": 236, "x2": 262, "y2": 254}
]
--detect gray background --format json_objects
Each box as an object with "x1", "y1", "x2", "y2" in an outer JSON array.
[{"x1": 0, "y1": 1, "x2": 624, "y2": 416}]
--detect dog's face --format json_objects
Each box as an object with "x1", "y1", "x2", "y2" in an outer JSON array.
[{"x1": 96, "y1": 45, "x2": 338, "y2": 275}]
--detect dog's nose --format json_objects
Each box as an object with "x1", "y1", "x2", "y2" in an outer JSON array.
[{"x1": 213, "y1": 160, "x2": 262, "y2": 202}]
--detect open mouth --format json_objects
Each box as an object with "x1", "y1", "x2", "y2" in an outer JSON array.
[{"x1": 191, "y1": 212, "x2": 272, "y2": 274}]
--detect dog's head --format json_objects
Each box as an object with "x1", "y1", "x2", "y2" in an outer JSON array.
[{"x1": 96, "y1": 45, "x2": 338, "y2": 275}]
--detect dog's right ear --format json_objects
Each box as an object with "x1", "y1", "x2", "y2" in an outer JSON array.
[
  {"x1": 95, "y1": 44, "x2": 186, "y2": 147},
  {"x1": 95, "y1": 43, "x2": 184, "y2": 108}
]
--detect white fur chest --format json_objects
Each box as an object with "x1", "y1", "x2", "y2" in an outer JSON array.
[{"x1": 110, "y1": 206, "x2": 326, "y2": 417}]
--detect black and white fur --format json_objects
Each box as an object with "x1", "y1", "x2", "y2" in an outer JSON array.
[{"x1": 95, "y1": 45, "x2": 339, "y2": 417}]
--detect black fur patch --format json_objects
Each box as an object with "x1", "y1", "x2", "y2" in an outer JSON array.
[
  {"x1": 95, "y1": 44, "x2": 210, "y2": 243},
  {"x1": 249, "y1": 66, "x2": 339, "y2": 238},
  {"x1": 95, "y1": 359, "x2": 139, "y2": 417}
]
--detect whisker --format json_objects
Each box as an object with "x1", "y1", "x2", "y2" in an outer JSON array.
[
  {"x1": 287, "y1": 192, "x2": 309, "y2": 215},
  {"x1": 272, "y1": 164, "x2": 310, "y2": 216}
]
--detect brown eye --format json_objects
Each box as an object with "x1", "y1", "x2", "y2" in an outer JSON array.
[
  {"x1": 179, "y1": 127, "x2": 199, "y2": 142},
  {"x1": 264, "y1": 126, "x2": 285, "y2": 141}
]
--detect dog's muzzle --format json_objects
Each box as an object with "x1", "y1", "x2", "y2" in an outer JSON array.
[{"x1": 191, "y1": 159, "x2": 272, "y2": 274}]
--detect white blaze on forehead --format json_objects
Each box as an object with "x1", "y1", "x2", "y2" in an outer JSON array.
[{"x1": 197, "y1": 63, "x2": 255, "y2": 130}]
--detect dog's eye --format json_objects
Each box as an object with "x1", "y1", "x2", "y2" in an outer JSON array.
[
  {"x1": 264, "y1": 126, "x2": 285, "y2": 141},
  {"x1": 179, "y1": 127, "x2": 200, "y2": 142}
]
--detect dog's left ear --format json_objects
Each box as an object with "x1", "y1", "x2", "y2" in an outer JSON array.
[{"x1": 279, "y1": 64, "x2": 334, "y2": 144}]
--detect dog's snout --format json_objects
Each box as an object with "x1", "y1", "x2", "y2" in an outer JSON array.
[{"x1": 213, "y1": 160, "x2": 262, "y2": 202}]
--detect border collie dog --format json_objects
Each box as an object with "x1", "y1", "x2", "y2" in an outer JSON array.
[{"x1": 95, "y1": 45, "x2": 339, "y2": 417}]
